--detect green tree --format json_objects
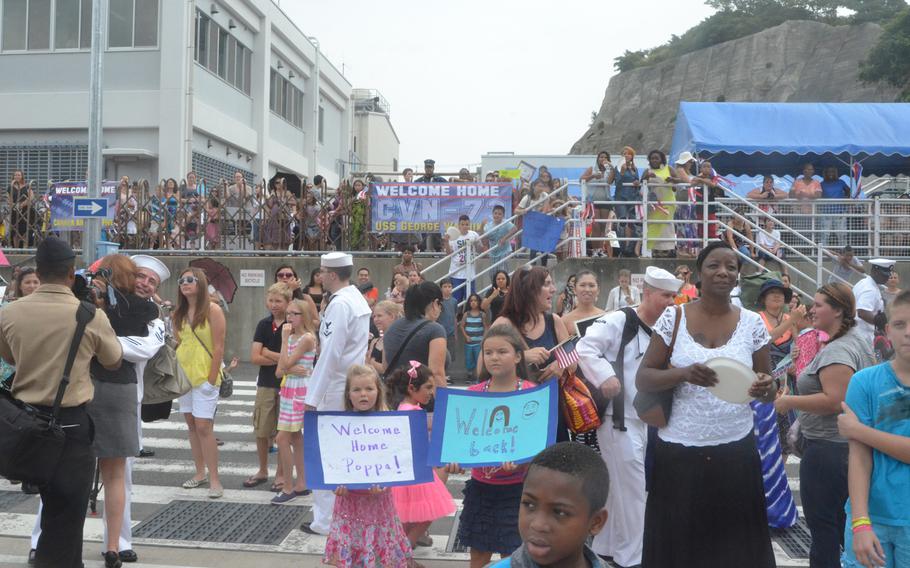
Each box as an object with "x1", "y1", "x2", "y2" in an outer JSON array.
[{"x1": 859, "y1": 6, "x2": 910, "y2": 99}]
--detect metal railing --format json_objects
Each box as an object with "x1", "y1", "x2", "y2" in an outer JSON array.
[{"x1": 422, "y1": 180, "x2": 583, "y2": 306}]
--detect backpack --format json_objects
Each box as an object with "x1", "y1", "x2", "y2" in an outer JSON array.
[
  {"x1": 580, "y1": 307, "x2": 648, "y2": 429},
  {"x1": 739, "y1": 270, "x2": 783, "y2": 312}
]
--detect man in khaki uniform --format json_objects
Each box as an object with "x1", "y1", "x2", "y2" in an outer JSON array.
[{"x1": 0, "y1": 237, "x2": 122, "y2": 568}]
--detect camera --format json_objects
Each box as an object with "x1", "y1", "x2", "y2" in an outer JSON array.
[{"x1": 72, "y1": 268, "x2": 112, "y2": 304}]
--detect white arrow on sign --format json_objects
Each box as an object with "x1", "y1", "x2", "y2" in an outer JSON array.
[{"x1": 76, "y1": 201, "x2": 103, "y2": 215}]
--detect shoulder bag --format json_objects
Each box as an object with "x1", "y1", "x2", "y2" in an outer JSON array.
[
  {"x1": 189, "y1": 327, "x2": 231, "y2": 398},
  {"x1": 560, "y1": 369, "x2": 601, "y2": 434},
  {"x1": 383, "y1": 320, "x2": 431, "y2": 381},
  {"x1": 0, "y1": 301, "x2": 96, "y2": 486},
  {"x1": 632, "y1": 305, "x2": 681, "y2": 428},
  {"x1": 143, "y1": 335, "x2": 192, "y2": 405}
]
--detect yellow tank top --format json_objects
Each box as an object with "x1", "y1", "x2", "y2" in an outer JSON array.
[{"x1": 177, "y1": 320, "x2": 221, "y2": 388}]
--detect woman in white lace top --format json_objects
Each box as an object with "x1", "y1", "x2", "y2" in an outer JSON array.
[{"x1": 636, "y1": 241, "x2": 779, "y2": 568}]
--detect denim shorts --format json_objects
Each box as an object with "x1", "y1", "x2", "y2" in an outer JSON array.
[{"x1": 842, "y1": 522, "x2": 910, "y2": 568}]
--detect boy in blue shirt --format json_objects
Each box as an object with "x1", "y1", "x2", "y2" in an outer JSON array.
[{"x1": 839, "y1": 289, "x2": 910, "y2": 568}]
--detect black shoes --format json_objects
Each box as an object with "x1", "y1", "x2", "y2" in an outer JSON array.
[
  {"x1": 119, "y1": 549, "x2": 138, "y2": 563},
  {"x1": 103, "y1": 550, "x2": 123, "y2": 568},
  {"x1": 27, "y1": 549, "x2": 35, "y2": 565},
  {"x1": 137, "y1": 448, "x2": 155, "y2": 458}
]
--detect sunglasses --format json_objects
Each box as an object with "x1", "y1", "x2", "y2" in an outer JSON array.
[
  {"x1": 277, "y1": 272, "x2": 295, "y2": 278},
  {"x1": 178, "y1": 276, "x2": 198, "y2": 285}
]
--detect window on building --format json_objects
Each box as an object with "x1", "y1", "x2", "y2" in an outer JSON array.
[
  {"x1": 193, "y1": 9, "x2": 251, "y2": 96},
  {"x1": 2, "y1": 0, "x2": 28, "y2": 51},
  {"x1": 54, "y1": 0, "x2": 79, "y2": 48},
  {"x1": 108, "y1": 0, "x2": 157, "y2": 48},
  {"x1": 318, "y1": 105, "x2": 325, "y2": 144},
  {"x1": 27, "y1": 0, "x2": 50, "y2": 50},
  {"x1": 0, "y1": 144, "x2": 89, "y2": 190},
  {"x1": 269, "y1": 68, "x2": 304, "y2": 128},
  {"x1": 79, "y1": 0, "x2": 91, "y2": 48},
  {"x1": 2, "y1": 0, "x2": 93, "y2": 51}
]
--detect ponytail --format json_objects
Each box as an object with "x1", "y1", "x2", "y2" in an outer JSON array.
[{"x1": 816, "y1": 283, "x2": 857, "y2": 343}]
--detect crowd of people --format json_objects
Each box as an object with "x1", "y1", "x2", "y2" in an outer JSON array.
[
  {"x1": 5, "y1": 156, "x2": 910, "y2": 274},
  {"x1": 1, "y1": 228, "x2": 908, "y2": 568}
]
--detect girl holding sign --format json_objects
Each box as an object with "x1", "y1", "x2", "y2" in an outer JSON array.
[
  {"x1": 387, "y1": 362, "x2": 456, "y2": 549},
  {"x1": 323, "y1": 365, "x2": 413, "y2": 568},
  {"x1": 452, "y1": 325, "x2": 536, "y2": 568},
  {"x1": 272, "y1": 298, "x2": 318, "y2": 505}
]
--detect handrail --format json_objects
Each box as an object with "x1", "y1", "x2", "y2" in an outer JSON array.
[{"x1": 423, "y1": 181, "x2": 571, "y2": 282}]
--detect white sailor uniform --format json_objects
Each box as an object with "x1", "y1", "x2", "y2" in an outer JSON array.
[
  {"x1": 577, "y1": 309, "x2": 651, "y2": 568},
  {"x1": 304, "y1": 284, "x2": 371, "y2": 534}
]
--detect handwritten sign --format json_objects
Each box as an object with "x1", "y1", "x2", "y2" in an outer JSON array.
[
  {"x1": 428, "y1": 381, "x2": 558, "y2": 468},
  {"x1": 303, "y1": 411, "x2": 433, "y2": 490}
]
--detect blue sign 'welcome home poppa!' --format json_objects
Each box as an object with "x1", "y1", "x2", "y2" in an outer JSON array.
[{"x1": 427, "y1": 381, "x2": 558, "y2": 468}]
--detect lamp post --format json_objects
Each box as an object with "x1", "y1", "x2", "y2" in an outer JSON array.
[{"x1": 84, "y1": 0, "x2": 106, "y2": 265}]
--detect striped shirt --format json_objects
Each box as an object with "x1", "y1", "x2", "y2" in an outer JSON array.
[{"x1": 464, "y1": 312, "x2": 485, "y2": 344}]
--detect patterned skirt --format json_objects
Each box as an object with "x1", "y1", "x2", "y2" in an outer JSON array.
[
  {"x1": 277, "y1": 376, "x2": 307, "y2": 432},
  {"x1": 323, "y1": 491, "x2": 411, "y2": 568}
]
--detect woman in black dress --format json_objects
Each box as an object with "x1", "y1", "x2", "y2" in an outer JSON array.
[{"x1": 636, "y1": 242, "x2": 778, "y2": 568}]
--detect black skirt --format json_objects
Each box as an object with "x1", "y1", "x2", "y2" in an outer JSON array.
[
  {"x1": 642, "y1": 434, "x2": 776, "y2": 568},
  {"x1": 457, "y1": 478, "x2": 523, "y2": 555}
]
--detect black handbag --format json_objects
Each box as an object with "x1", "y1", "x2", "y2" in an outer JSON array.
[{"x1": 0, "y1": 301, "x2": 96, "y2": 486}]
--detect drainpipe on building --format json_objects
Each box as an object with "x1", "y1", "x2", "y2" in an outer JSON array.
[{"x1": 309, "y1": 36, "x2": 319, "y2": 180}]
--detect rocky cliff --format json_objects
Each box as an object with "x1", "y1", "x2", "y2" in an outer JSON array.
[{"x1": 572, "y1": 20, "x2": 901, "y2": 155}]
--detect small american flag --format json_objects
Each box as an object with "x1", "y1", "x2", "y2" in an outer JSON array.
[
  {"x1": 852, "y1": 162, "x2": 863, "y2": 198},
  {"x1": 552, "y1": 337, "x2": 580, "y2": 369}
]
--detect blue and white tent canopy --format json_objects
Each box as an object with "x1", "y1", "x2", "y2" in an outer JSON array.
[{"x1": 669, "y1": 102, "x2": 910, "y2": 177}]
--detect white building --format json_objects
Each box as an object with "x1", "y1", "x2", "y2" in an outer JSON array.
[
  {"x1": 0, "y1": 0, "x2": 356, "y2": 188},
  {"x1": 351, "y1": 88, "x2": 399, "y2": 175}
]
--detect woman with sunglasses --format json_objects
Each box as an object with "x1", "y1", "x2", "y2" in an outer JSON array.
[
  {"x1": 274, "y1": 265, "x2": 319, "y2": 328},
  {"x1": 674, "y1": 265, "x2": 698, "y2": 304},
  {"x1": 173, "y1": 268, "x2": 226, "y2": 499}
]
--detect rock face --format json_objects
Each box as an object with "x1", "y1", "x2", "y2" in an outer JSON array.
[{"x1": 572, "y1": 20, "x2": 901, "y2": 155}]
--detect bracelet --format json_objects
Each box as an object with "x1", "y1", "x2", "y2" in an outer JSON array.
[
  {"x1": 853, "y1": 524, "x2": 874, "y2": 534},
  {"x1": 852, "y1": 517, "x2": 872, "y2": 530}
]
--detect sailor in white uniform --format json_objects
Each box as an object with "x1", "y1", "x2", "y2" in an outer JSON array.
[
  {"x1": 30, "y1": 255, "x2": 169, "y2": 564},
  {"x1": 577, "y1": 266, "x2": 681, "y2": 568},
  {"x1": 853, "y1": 258, "x2": 894, "y2": 349},
  {"x1": 301, "y1": 252, "x2": 372, "y2": 536}
]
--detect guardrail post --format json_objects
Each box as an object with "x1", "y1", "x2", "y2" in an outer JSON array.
[
  {"x1": 873, "y1": 198, "x2": 881, "y2": 258},
  {"x1": 641, "y1": 182, "x2": 649, "y2": 257},
  {"x1": 817, "y1": 242, "x2": 824, "y2": 288},
  {"x1": 702, "y1": 187, "x2": 709, "y2": 248}
]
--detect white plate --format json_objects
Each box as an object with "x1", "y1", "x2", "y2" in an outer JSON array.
[
  {"x1": 446, "y1": 226, "x2": 461, "y2": 241},
  {"x1": 704, "y1": 357, "x2": 756, "y2": 404}
]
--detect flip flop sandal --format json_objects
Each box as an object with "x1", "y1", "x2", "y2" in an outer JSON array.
[
  {"x1": 269, "y1": 482, "x2": 285, "y2": 493},
  {"x1": 242, "y1": 476, "x2": 268, "y2": 488}
]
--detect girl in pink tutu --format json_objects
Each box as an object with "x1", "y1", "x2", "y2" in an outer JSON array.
[
  {"x1": 387, "y1": 362, "x2": 456, "y2": 549},
  {"x1": 273, "y1": 298, "x2": 318, "y2": 504},
  {"x1": 323, "y1": 365, "x2": 414, "y2": 568}
]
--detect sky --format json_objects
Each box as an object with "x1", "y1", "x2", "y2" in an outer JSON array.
[{"x1": 281, "y1": 1, "x2": 716, "y2": 172}]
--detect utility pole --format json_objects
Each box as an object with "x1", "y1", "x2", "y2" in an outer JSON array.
[{"x1": 84, "y1": 0, "x2": 106, "y2": 265}]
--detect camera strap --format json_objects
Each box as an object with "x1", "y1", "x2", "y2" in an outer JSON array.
[{"x1": 49, "y1": 301, "x2": 96, "y2": 422}]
